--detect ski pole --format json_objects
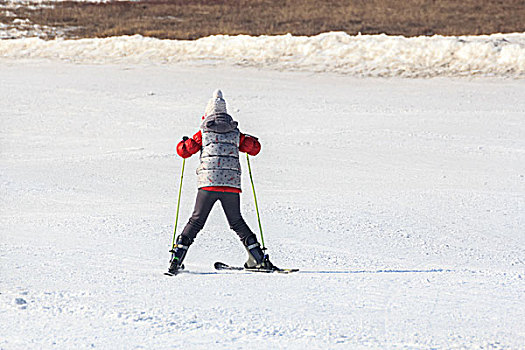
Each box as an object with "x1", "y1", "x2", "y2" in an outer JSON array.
[
  {"x1": 170, "y1": 158, "x2": 186, "y2": 250},
  {"x1": 246, "y1": 153, "x2": 265, "y2": 249}
]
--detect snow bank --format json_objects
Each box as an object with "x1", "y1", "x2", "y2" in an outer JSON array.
[{"x1": 1, "y1": 32, "x2": 525, "y2": 77}]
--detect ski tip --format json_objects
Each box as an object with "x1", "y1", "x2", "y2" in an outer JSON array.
[
  {"x1": 164, "y1": 271, "x2": 183, "y2": 276},
  {"x1": 214, "y1": 261, "x2": 299, "y2": 273},
  {"x1": 214, "y1": 261, "x2": 229, "y2": 270}
]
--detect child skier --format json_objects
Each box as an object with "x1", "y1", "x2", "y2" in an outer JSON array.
[{"x1": 168, "y1": 89, "x2": 275, "y2": 274}]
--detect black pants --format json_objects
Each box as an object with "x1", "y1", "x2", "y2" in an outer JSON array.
[{"x1": 181, "y1": 189, "x2": 254, "y2": 243}]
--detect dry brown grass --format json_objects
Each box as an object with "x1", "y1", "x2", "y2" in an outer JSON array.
[{"x1": 3, "y1": 0, "x2": 525, "y2": 39}]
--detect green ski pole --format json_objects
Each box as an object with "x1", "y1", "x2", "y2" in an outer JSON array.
[
  {"x1": 170, "y1": 158, "x2": 186, "y2": 250},
  {"x1": 246, "y1": 153, "x2": 266, "y2": 249}
]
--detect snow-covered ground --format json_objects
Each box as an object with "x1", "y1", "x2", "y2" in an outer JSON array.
[
  {"x1": 1, "y1": 0, "x2": 129, "y2": 38},
  {"x1": 3, "y1": 0, "x2": 118, "y2": 6},
  {"x1": 0, "y1": 19, "x2": 71, "y2": 39},
  {"x1": 1, "y1": 60, "x2": 524, "y2": 348},
  {"x1": 2, "y1": 32, "x2": 525, "y2": 77},
  {"x1": 1, "y1": 0, "x2": 134, "y2": 12}
]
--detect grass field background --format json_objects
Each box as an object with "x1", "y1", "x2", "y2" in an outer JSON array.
[{"x1": 1, "y1": 0, "x2": 524, "y2": 39}]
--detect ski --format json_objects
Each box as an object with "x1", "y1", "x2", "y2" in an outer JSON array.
[
  {"x1": 164, "y1": 263, "x2": 186, "y2": 276},
  {"x1": 164, "y1": 270, "x2": 185, "y2": 277},
  {"x1": 214, "y1": 261, "x2": 299, "y2": 274},
  {"x1": 164, "y1": 270, "x2": 217, "y2": 276}
]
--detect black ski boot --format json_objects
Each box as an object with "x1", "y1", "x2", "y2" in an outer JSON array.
[
  {"x1": 168, "y1": 235, "x2": 192, "y2": 274},
  {"x1": 243, "y1": 235, "x2": 276, "y2": 270}
]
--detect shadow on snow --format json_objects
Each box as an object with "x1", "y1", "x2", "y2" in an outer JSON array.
[{"x1": 298, "y1": 268, "x2": 452, "y2": 274}]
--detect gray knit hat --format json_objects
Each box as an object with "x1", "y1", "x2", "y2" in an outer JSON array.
[{"x1": 204, "y1": 89, "x2": 227, "y2": 116}]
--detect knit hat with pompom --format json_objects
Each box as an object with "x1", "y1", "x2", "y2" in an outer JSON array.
[{"x1": 204, "y1": 89, "x2": 227, "y2": 116}]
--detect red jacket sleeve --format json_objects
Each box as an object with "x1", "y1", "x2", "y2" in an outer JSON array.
[
  {"x1": 176, "y1": 131, "x2": 202, "y2": 158},
  {"x1": 239, "y1": 133, "x2": 261, "y2": 156}
]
